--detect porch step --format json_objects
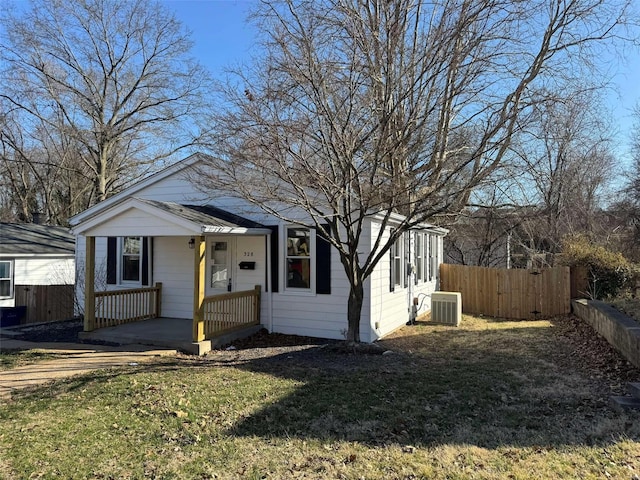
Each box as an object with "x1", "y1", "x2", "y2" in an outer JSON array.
[
  {"x1": 628, "y1": 382, "x2": 640, "y2": 399},
  {"x1": 610, "y1": 395, "x2": 640, "y2": 412}
]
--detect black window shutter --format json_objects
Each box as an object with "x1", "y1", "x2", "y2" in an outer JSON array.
[
  {"x1": 268, "y1": 226, "x2": 279, "y2": 292},
  {"x1": 389, "y1": 231, "x2": 395, "y2": 292},
  {"x1": 106, "y1": 237, "x2": 117, "y2": 285},
  {"x1": 142, "y1": 237, "x2": 152, "y2": 286},
  {"x1": 316, "y1": 224, "x2": 331, "y2": 295}
]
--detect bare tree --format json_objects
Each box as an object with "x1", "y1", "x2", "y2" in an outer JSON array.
[
  {"x1": 0, "y1": 0, "x2": 210, "y2": 215},
  {"x1": 0, "y1": 101, "x2": 95, "y2": 223},
  {"x1": 511, "y1": 89, "x2": 619, "y2": 258},
  {"x1": 610, "y1": 103, "x2": 640, "y2": 260},
  {"x1": 197, "y1": 0, "x2": 633, "y2": 342}
]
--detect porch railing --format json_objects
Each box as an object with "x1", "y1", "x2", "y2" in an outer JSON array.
[
  {"x1": 202, "y1": 285, "x2": 261, "y2": 339},
  {"x1": 87, "y1": 282, "x2": 162, "y2": 331}
]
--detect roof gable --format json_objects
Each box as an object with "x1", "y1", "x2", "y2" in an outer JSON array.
[
  {"x1": 69, "y1": 152, "x2": 209, "y2": 226},
  {"x1": 73, "y1": 197, "x2": 269, "y2": 237}
]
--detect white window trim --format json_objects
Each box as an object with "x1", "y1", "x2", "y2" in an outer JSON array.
[
  {"x1": 391, "y1": 231, "x2": 405, "y2": 290},
  {"x1": 119, "y1": 236, "x2": 143, "y2": 285},
  {"x1": 282, "y1": 225, "x2": 316, "y2": 295},
  {"x1": 415, "y1": 232, "x2": 423, "y2": 285},
  {"x1": 0, "y1": 259, "x2": 14, "y2": 299},
  {"x1": 433, "y1": 235, "x2": 440, "y2": 281}
]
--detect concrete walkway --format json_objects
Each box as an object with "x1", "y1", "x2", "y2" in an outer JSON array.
[{"x1": 0, "y1": 339, "x2": 177, "y2": 401}]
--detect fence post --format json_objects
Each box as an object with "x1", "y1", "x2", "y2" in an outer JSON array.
[
  {"x1": 154, "y1": 282, "x2": 163, "y2": 317},
  {"x1": 254, "y1": 285, "x2": 261, "y2": 324}
]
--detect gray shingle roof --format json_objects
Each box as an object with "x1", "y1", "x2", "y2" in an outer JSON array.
[
  {"x1": 0, "y1": 223, "x2": 75, "y2": 255},
  {"x1": 136, "y1": 199, "x2": 266, "y2": 229}
]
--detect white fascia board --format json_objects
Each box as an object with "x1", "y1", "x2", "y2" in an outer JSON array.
[
  {"x1": 201, "y1": 226, "x2": 272, "y2": 235},
  {"x1": 368, "y1": 210, "x2": 446, "y2": 234},
  {"x1": 0, "y1": 253, "x2": 75, "y2": 259},
  {"x1": 73, "y1": 197, "x2": 202, "y2": 236},
  {"x1": 68, "y1": 153, "x2": 208, "y2": 227},
  {"x1": 413, "y1": 224, "x2": 449, "y2": 236}
]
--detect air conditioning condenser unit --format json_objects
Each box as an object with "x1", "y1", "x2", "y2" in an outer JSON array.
[{"x1": 431, "y1": 291, "x2": 462, "y2": 326}]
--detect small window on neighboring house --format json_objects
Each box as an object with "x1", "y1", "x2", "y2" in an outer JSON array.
[
  {"x1": 285, "y1": 226, "x2": 311, "y2": 290},
  {"x1": 121, "y1": 237, "x2": 141, "y2": 282},
  {"x1": 0, "y1": 260, "x2": 13, "y2": 298}
]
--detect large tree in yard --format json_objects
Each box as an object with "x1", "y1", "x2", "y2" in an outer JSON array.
[
  {"x1": 0, "y1": 0, "x2": 210, "y2": 218},
  {"x1": 197, "y1": 0, "x2": 633, "y2": 342}
]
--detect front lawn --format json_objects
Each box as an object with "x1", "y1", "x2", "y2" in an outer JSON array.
[{"x1": 0, "y1": 315, "x2": 639, "y2": 479}]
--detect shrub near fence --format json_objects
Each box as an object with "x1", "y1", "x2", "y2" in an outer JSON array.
[{"x1": 440, "y1": 264, "x2": 570, "y2": 319}]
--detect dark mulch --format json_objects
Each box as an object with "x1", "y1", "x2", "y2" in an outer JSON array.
[{"x1": 9, "y1": 319, "x2": 84, "y2": 343}]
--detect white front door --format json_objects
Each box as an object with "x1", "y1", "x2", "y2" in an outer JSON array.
[{"x1": 206, "y1": 237, "x2": 235, "y2": 296}]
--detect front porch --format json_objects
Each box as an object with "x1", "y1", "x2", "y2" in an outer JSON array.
[
  {"x1": 79, "y1": 316, "x2": 263, "y2": 355},
  {"x1": 81, "y1": 275, "x2": 263, "y2": 355},
  {"x1": 77, "y1": 199, "x2": 272, "y2": 355}
]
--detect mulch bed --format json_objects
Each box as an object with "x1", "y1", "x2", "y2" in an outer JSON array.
[{"x1": 9, "y1": 319, "x2": 84, "y2": 343}]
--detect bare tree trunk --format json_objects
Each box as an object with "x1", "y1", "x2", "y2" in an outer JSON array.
[{"x1": 346, "y1": 276, "x2": 364, "y2": 344}]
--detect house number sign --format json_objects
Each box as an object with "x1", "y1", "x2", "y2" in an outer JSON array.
[{"x1": 243, "y1": 252, "x2": 254, "y2": 257}]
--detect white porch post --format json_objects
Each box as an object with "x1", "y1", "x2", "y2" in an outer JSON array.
[
  {"x1": 192, "y1": 235, "x2": 206, "y2": 342},
  {"x1": 84, "y1": 236, "x2": 96, "y2": 332}
]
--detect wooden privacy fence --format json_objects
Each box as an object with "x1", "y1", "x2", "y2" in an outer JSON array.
[
  {"x1": 14, "y1": 284, "x2": 74, "y2": 324},
  {"x1": 86, "y1": 282, "x2": 162, "y2": 331},
  {"x1": 439, "y1": 264, "x2": 570, "y2": 319},
  {"x1": 202, "y1": 286, "x2": 261, "y2": 339}
]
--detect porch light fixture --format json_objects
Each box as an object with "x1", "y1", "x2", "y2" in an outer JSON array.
[{"x1": 188, "y1": 237, "x2": 195, "y2": 249}]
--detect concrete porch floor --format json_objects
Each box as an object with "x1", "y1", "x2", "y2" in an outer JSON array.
[{"x1": 78, "y1": 317, "x2": 263, "y2": 355}]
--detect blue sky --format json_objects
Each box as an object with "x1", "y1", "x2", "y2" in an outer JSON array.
[
  {"x1": 164, "y1": 0, "x2": 640, "y2": 165},
  {"x1": 165, "y1": 0, "x2": 257, "y2": 75}
]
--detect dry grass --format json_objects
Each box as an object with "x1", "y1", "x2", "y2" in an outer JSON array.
[
  {"x1": 611, "y1": 297, "x2": 640, "y2": 322},
  {"x1": 0, "y1": 315, "x2": 639, "y2": 479}
]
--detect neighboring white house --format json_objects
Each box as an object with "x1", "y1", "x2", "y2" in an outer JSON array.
[
  {"x1": 69, "y1": 153, "x2": 446, "y2": 346},
  {"x1": 0, "y1": 223, "x2": 75, "y2": 325}
]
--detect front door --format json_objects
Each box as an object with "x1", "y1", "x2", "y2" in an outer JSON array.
[{"x1": 206, "y1": 237, "x2": 235, "y2": 296}]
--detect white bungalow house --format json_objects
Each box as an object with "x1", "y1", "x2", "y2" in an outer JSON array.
[{"x1": 69, "y1": 154, "x2": 446, "y2": 353}]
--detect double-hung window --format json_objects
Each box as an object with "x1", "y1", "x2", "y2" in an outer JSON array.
[
  {"x1": 106, "y1": 236, "x2": 150, "y2": 286},
  {"x1": 0, "y1": 260, "x2": 13, "y2": 298},
  {"x1": 427, "y1": 234, "x2": 435, "y2": 281},
  {"x1": 285, "y1": 227, "x2": 312, "y2": 290},
  {"x1": 414, "y1": 233, "x2": 422, "y2": 284},
  {"x1": 390, "y1": 231, "x2": 404, "y2": 291},
  {"x1": 121, "y1": 237, "x2": 142, "y2": 283}
]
